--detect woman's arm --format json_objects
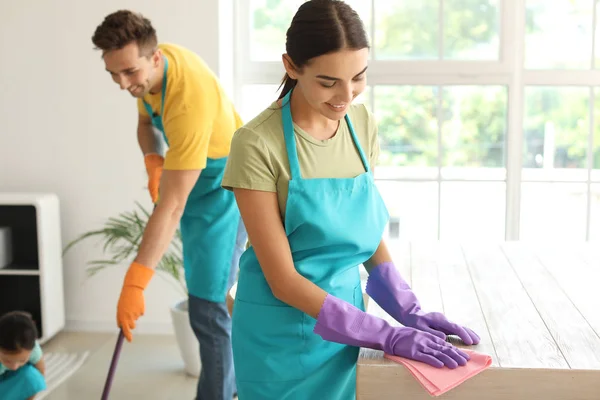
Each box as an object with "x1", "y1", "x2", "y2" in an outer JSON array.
[
  {"x1": 233, "y1": 188, "x2": 327, "y2": 318},
  {"x1": 363, "y1": 238, "x2": 394, "y2": 273},
  {"x1": 234, "y1": 188, "x2": 471, "y2": 366}
]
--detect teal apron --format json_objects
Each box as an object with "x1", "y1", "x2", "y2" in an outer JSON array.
[
  {"x1": 231, "y1": 89, "x2": 390, "y2": 399},
  {"x1": 142, "y1": 57, "x2": 240, "y2": 302}
]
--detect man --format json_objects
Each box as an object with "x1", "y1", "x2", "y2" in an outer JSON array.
[{"x1": 91, "y1": 10, "x2": 246, "y2": 400}]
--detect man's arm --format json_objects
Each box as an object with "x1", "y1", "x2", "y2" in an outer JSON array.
[
  {"x1": 117, "y1": 150, "x2": 202, "y2": 341},
  {"x1": 139, "y1": 112, "x2": 165, "y2": 203},
  {"x1": 134, "y1": 168, "x2": 200, "y2": 268},
  {"x1": 117, "y1": 80, "x2": 215, "y2": 341},
  {"x1": 137, "y1": 112, "x2": 161, "y2": 155}
]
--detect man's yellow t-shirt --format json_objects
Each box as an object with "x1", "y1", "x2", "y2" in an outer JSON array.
[{"x1": 137, "y1": 43, "x2": 243, "y2": 170}]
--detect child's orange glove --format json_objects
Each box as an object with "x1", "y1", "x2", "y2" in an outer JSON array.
[
  {"x1": 144, "y1": 153, "x2": 164, "y2": 204},
  {"x1": 116, "y1": 262, "x2": 154, "y2": 342}
]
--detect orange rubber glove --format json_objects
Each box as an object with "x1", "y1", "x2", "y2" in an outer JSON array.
[
  {"x1": 116, "y1": 262, "x2": 155, "y2": 342},
  {"x1": 144, "y1": 153, "x2": 164, "y2": 204}
]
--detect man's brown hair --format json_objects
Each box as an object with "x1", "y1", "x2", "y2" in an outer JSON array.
[{"x1": 92, "y1": 10, "x2": 158, "y2": 57}]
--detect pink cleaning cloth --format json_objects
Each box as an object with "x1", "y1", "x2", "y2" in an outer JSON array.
[{"x1": 384, "y1": 349, "x2": 492, "y2": 397}]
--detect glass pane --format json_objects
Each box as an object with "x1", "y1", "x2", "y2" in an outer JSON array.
[
  {"x1": 597, "y1": 0, "x2": 600, "y2": 68},
  {"x1": 249, "y1": 0, "x2": 304, "y2": 61},
  {"x1": 439, "y1": 182, "x2": 506, "y2": 240},
  {"x1": 594, "y1": 87, "x2": 600, "y2": 177},
  {"x1": 520, "y1": 183, "x2": 588, "y2": 241},
  {"x1": 591, "y1": 184, "x2": 600, "y2": 241},
  {"x1": 444, "y1": 0, "x2": 500, "y2": 60},
  {"x1": 373, "y1": 86, "x2": 438, "y2": 178},
  {"x1": 375, "y1": 181, "x2": 439, "y2": 240},
  {"x1": 239, "y1": 84, "x2": 280, "y2": 123},
  {"x1": 374, "y1": 0, "x2": 439, "y2": 60},
  {"x1": 523, "y1": 87, "x2": 590, "y2": 181},
  {"x1": 249, "y1": 0, "x2": 371, "y2": 61},
  {"x1": 525, "y1": 0, "x2": 593, "y2": 69},
  {"x1": 441, "y1": 86, "x2": 507, "y2": 179}
]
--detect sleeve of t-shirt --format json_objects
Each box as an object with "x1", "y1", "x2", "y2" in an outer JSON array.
[
  {"x1": 137, "y1": 98, "x2": 148, "y2": 116},
  {"x1": 28, "y1": 341, "x2": 43, "y2": 365},
  {"x1": 221, "y1": 127, "x2": 277, "y2": 193},
  {"x1": 162, "y1": 89, "x2": 216, "y2": 171}
]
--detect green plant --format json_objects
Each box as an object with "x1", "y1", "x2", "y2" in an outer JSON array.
[{"x1": 62, "y1": 202, "x2": 187, "y2": 296}]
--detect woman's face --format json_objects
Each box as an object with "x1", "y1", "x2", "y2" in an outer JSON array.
[{"x1": 286, "y1": 48, "x2": 369, "y2": 121}]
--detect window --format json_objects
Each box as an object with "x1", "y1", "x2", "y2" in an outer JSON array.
[
  {"x1": 519, "y1": 0, "x2": 600, "y2": 242},
  {"x1": 233, "y1": 0, "x2": 600, "y2": 241}
]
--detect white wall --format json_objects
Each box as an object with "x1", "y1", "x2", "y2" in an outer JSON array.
[{"x1": 0, "y1": 0, "x2": 231, "y2": 334}]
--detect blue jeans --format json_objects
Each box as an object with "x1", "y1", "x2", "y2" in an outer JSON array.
[{"x1": 188, "y1": 218, "x2": 246, "y2": 400}]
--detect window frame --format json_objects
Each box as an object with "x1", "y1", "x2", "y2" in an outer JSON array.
[{"x1": 232, "y1": 0, "x2": 600, "y2": 241}]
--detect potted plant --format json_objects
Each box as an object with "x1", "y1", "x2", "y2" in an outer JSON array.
[{"x1": 62, "y1": 202, "x2": 201, "y2": 377}]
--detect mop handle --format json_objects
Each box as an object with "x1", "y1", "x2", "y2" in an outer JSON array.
[{"x1": 100, "y1": 330, "x2": 125, "y2": 400}]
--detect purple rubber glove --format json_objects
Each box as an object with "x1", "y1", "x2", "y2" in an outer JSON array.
[
  {"x1": 314, "y1": 294, "x2": 470, "y2": 369},
  {"x1": 365, "y1": 261, "x2": 480, "y2": 345}
]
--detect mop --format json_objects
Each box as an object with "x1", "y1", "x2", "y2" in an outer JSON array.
[
  {"x1": 101, "y1": 205, "x2": 154, "y2": 399},
  {"x1": 100, "y1": 330, "x2": 125, "y2": 400}
]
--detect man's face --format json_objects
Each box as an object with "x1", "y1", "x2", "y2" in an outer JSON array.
[{"x1": 103, "y1": 42, "x2": 161, "y2": 98}]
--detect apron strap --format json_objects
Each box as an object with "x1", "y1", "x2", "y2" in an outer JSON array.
[
  {"x1": 345, "y1": 114, "x2": 371, "y2": 174},
  {"x1": 281, "y1": 90, "x2": 302, "y2": 180},
  {"x1": 159, "y1": 56, "x2": 168, "y2": 116},
  {"x1": 142, "y1": 98, "x2": 154, "y2": 119}
]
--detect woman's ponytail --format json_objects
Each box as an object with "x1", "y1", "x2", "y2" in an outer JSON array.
[{"x1": 277, "y1": 73, "x2": 297, "y2": 100}]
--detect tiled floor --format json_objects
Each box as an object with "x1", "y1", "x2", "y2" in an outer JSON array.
[{"x1": 42, "y1": 331, "x2": 199, "y2": 399}]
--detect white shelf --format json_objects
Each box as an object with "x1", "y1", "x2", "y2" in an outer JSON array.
[
  {"x1": 0, "y1": 192, "x2": 65, "y2": 344},
  {"x1": 0, "y1": 269, "x2": 40, "y2": 276}
]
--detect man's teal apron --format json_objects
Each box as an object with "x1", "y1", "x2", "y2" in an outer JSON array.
[
  {"x1": 142, "y1": 57, "x2": 240, "y2": 302},
  {"x1": 231, "y1": 89, "x2": 390, "y2": 399}
]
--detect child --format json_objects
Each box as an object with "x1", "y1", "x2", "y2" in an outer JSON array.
[{"x1": 0, "y1": 311, "x2": 47, "y2": 400}]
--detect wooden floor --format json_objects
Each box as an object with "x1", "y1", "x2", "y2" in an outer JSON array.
[{"x1": 357, "y1": 240, "x2": 600, "y2": 399}]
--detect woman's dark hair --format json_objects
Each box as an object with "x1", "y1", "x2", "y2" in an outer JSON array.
[
  {"x1": 0, "y1": 311, "x2": 38, "y2": 352},
  {"x1": 278, "y1": 0, "x2": 370, "y2": 100}
]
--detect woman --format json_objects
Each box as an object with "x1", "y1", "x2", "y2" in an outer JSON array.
[{"x1": 222, "y1": 1, "x2": 480, "y2": 398}]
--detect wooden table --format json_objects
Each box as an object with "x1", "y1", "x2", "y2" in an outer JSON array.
[{"x1": 357, "y1": 241, "x2": 600, "y2": 400}]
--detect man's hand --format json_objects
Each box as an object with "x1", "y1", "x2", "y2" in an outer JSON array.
[
  {"x1": 144, "y1": 153, "x2": 164, "y2": 203},
  {"x1": 116, "y1": 262, "x2": 154, "y2": 342}
]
